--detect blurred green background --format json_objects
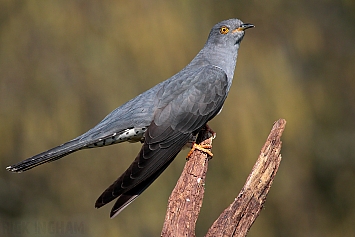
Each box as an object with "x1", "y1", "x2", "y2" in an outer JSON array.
[{"x1": 1, "y1": 0, "x2": 355, "y2": 236}]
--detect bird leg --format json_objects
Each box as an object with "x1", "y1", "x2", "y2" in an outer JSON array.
[
  {"x1": 186, "y1": 124, "x2": 215, "y2": 160},
  {"x1": 203, "y1": 124, "x2": 216, "y2": 139}
]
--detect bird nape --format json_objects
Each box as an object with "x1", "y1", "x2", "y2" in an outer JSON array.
[{"x1": 7, "y1": 18, "x2": 254, "y2": 218}]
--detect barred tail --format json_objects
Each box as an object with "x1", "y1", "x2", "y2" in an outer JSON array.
[{"x1": 6, "y1": 139, "x2": 85, "y2": 173}]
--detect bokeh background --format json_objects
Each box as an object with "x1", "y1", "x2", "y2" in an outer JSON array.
[{"x1": 1, "y1": 0, "x2": 355, "y2": 236}]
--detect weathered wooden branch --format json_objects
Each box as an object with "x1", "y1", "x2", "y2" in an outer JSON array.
[
  {"x1": 161, "y1": 119, "x2": 286, "y2": 237},
  {"x1": 206, "y1": 119, "x2": 286, "y2": 236},
  {"x1": 161, "y1": 125, "x2": 214, "y2": 237}
]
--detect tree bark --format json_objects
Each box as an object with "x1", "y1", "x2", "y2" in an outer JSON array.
[
  {"x1": 161, "y1": 125, "x2": 214, "y2": 237},
  {"x1": 161, "y1": 119, "x2": 286, "y2": 237}
]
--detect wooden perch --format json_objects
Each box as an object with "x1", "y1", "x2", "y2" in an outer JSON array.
[
  {"x1": 161, "y1": 125, "x2": 214, "y2": 237},
  {"x1": 161, "y1": 119, "x2": 286, "y2": 237}
]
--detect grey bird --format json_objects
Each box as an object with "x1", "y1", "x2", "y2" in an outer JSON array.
[{"x1": 7, "y1": 19, "x2": 254, "y2": 218}]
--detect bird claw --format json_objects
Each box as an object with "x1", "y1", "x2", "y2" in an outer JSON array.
[{"x1": 186, "y1": 143, "x2": 213, "y2": 160}]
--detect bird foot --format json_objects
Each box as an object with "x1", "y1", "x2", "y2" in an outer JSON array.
[{"x1": 186, "y1": 143, "x2": 213, "y2": 160}]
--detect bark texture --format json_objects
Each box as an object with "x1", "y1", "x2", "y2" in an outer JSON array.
[{"x1": 161, "y1": 119, "x2": 286, "y2": 237}]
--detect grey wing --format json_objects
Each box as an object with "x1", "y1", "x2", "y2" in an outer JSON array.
[{"x1": 95, "y1": 65, "x2": 229, "y2": 217}]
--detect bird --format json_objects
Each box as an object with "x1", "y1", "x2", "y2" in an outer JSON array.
[{"x1": 6, "y1": 18, "x2": 254, "y2": 218}]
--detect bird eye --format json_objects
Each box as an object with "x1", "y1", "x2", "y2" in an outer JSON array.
[{"x1": 219, "y1": 26, "x2": 229, "y2": 34}]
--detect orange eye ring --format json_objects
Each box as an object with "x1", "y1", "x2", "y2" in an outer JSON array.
[{"x1": 219, "y1": 26, "x2": 229, "y2": 34}]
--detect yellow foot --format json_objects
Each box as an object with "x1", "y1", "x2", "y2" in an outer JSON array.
[{"x1": 186, "y1": 143, "x2": 213, "y2": 160}]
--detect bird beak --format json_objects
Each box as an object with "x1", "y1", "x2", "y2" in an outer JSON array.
[{"x1": 233, "y1": 23, "x2": 255, "y2": 32}]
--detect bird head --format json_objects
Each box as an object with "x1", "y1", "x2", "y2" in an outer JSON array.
[{"x1": 206, "y1": 19, "x2": 254, "y2": 47}]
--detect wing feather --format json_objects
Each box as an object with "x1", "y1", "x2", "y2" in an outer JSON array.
[{"x1": 95, "y1": 65, "x2": 230, "y2": 217}]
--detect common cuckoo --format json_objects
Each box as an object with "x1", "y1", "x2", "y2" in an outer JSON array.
[{"x1": 7, "y1": 19, "x2": 254, "y2": 218}]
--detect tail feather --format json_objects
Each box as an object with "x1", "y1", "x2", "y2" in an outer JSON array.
[{"x1": 6, "y1": 139, "x2": 85, "y2": 173}]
